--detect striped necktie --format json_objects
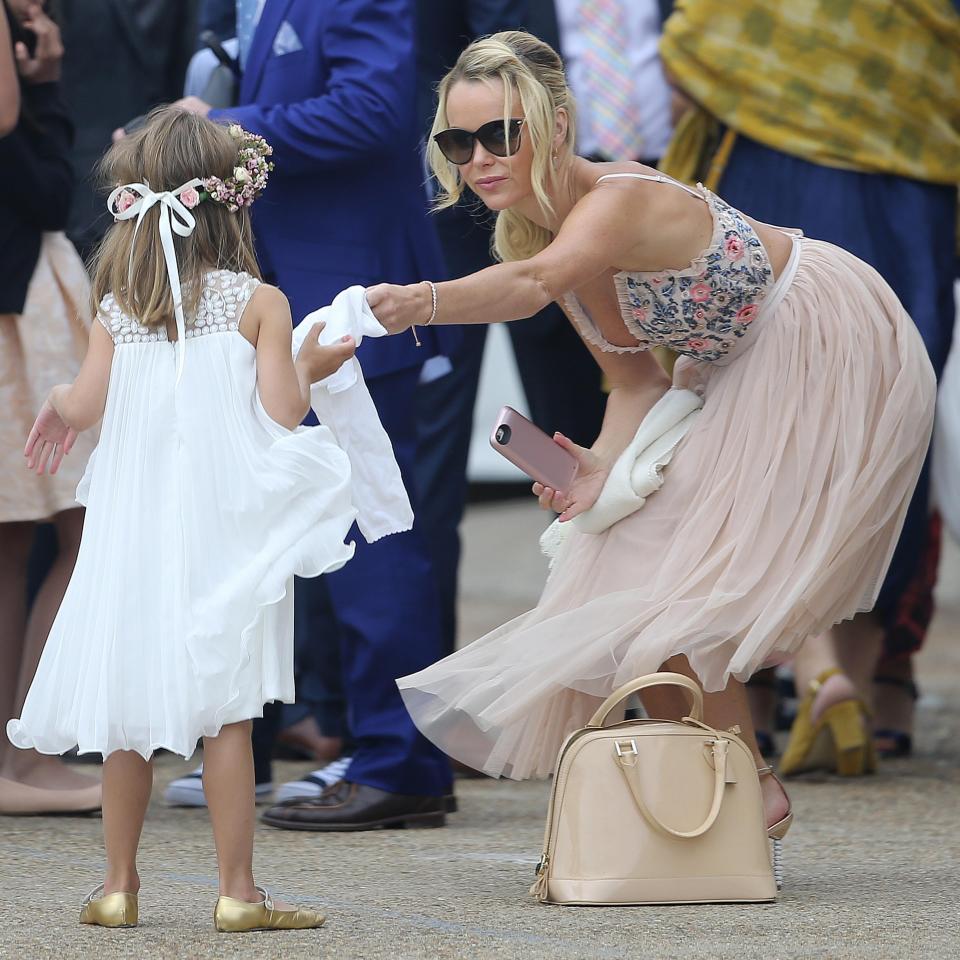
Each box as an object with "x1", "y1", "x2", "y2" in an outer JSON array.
[
  {"x1": 578, "y1": 0, "x2": 645, "y2": 160},
  {"x1": 236, "y1": 0, "x2": 260, "y2": 70}
]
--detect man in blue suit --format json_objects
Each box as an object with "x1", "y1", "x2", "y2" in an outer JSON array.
[{"x1": 177, "y1": 0, "x2": 454, "y2": 830}]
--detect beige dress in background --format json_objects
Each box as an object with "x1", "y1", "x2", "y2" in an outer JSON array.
[{"x1": 0, "y1": 233, "x2": 97, "y2": 522}]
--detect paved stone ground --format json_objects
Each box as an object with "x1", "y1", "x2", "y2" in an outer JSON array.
[{"x1": 2, "y1": 499, "x2": 959, "y2": 959}]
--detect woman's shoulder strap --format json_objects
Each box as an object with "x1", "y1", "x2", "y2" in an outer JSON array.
[{"x1": 595, "y1": 172, "x2": 705, "y2": 202}]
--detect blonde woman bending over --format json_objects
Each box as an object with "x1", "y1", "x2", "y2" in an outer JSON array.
[{"x1": 366, "y1": 32, "x2": 935, "y2": 861}]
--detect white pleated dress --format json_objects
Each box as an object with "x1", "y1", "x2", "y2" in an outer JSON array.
[{"x1": 7, "y1": 270, "x2": 358, "y2": 760}]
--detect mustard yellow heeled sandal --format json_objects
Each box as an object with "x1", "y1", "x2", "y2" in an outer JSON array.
[
  {"x1": 780, "y1": 668, "x2": 876, "y2": 777},
  {"x1": 79, "y1": 884, "x2": 138, "y2": 928}
]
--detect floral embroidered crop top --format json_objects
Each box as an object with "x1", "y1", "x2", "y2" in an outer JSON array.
[{"x1": 562, "y1": 174, "x2": 784, "y2": 364}]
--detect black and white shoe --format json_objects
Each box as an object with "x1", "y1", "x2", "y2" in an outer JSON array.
[
  {"x1": 274, "y1": 756, "x2": 354, "y2": 803},
  {"x1": 163, "y1": 766, "x2": 274, "y2": 807}
]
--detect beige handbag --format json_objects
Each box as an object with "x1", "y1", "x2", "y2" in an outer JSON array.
[{"x1": 531, "y1": 672, "x2": 777, "y2": 905}]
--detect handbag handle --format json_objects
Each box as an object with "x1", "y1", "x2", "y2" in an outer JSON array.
[
  {"x1": 616, "y1": 738, "x2": 728, "y2": 839},
  {"x1": 588, "y1": 672, "x2": 704, "y2": 727}
]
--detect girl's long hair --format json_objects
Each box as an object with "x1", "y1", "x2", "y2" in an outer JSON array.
[
  {"x1": 90, "y1": 106, "x2": 261, "y2": 328},
  {"x1": 427, "y1": 31, "x2": 576, "y2": 263}
]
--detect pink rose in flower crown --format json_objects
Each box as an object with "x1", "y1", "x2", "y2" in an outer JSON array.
[
  {"x1": 690, "y1": 282, "x2": 711, "y2": 303},
  {"x1": 116, "y1": 190, "x2": 136, "y2": 214},
  {"x1": 724, "y1": 235, "x2": 745, "y2": 260},
  {"x1": 179, "y1": 186, "x2": 200, "y2": 209},
  {"x1": 736, "y1": 304, "x2": 759, "y2": 324}
]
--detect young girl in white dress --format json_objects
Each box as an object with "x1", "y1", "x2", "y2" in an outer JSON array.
[{"x1": 5, "y1": 108, "x2": 362, "y2": 933}]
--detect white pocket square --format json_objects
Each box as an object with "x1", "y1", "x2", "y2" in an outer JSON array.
[{"x1": 272, "y1": 20, "x2": 303, "y2": 56}]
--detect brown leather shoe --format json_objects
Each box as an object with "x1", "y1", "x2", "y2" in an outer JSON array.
[{"x1": 260, "y1": 781, "x2": 446, "y2": 832}]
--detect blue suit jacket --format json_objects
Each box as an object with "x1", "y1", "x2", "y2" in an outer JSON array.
[{"x1": 211, "y1": 0, "x2": 452, "y2": 380}]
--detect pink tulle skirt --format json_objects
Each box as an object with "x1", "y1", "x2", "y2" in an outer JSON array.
[{"x1": 398, "y1": 239, "x2": 936, "y2": 779}]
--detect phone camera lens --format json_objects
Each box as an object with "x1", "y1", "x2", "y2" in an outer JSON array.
[{"x1": 495, "y1": 425, "x2": 511, "y2": 445}]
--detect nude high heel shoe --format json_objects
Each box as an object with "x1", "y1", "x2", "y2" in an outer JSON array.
[
  {"x1": 758, "y1": 765, "x2": 792, "y2": 891},
  {"x1": 79, "y1": 884, "x2": 138, "y2": 928},
  {"x1": 780, "y1": 668, "x2": 877, "y2": 777}
]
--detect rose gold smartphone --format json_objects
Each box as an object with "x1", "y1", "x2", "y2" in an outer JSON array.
[{"x1": 490, "y1": 406, "x2": 579, "y2": 491}]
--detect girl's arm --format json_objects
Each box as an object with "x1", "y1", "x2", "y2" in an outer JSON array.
[
  {"x1": 49, "y1": 320, "x2": 114, "y2": 430},
  {"x1": 26, "y1": 320, "x2": 114, "y2": 475},
  {"x1": 366, "y1": 185, "x2": 649, "y2": 330},
  {"x1": 249, "y1": 285, "x2": 357, "y2": 430}
]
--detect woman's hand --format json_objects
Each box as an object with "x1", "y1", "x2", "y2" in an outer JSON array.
[
  {"x1": 14, "y1": 5, "x2": 63, "y2": 85},
  {"x1": 25, "y1": 393, "x2": 76, "y2": 476},
  {"x1": 532, "y1": 433, "x2": 611, "y2": 522},
  {"x1": 295, "y1": 321, "x2": 356, "y2": 384},
  {"x1": 365, "y1": 282, "x2": 433, "y2": 335}
]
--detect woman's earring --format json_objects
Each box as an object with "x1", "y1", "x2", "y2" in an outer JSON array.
[{"x1": 552, "y1": 150, "x2": 559, "y2": 168}]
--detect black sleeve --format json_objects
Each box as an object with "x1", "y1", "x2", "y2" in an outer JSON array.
[{"x1": 0, "y1": 82, "x2": 74, "y2": 230}]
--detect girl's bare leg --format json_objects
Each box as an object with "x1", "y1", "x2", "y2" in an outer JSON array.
[
  {"x1": 203, "y1": 720, "x2": 299, "y2": 908},
  {"x1": 203, "y1": 721, "x2": 260, "y2": 902},
  {"x1": 102, "y1": 751, "x2": 152, "y2": 895}
]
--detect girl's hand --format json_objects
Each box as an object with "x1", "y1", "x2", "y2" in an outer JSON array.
[
  {"x1": 25, "y1": 395, "x2": 76, "y2": 475},
  {"x1": 14, "y1": 5, "x2": 63, "y2": 85},
  {"x1": 532, "y1": 433, "x2": 610, "y2": 522},
  {"x1": 295, "y1": 321, "x2": 356, "y2": 383},
  {"x1": 365, "y1": 282, "x2": 432, "y2": 335}
]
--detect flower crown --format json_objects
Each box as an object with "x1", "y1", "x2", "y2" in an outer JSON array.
[{"x1": 112, "y1": 124, "x2": 274, "y2": 217}]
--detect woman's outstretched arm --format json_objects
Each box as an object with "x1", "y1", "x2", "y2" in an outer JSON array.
[{"x1": 366, "y1": 184, "x2": 648, "y2": 330}]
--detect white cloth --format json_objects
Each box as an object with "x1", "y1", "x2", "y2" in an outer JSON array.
[
  {"x1": 556, "y1": 0, "x2": 673, "y2": 159},
  {"x1": 292, "y1": 286, "x2": 414, "y2": 543},
  {"x1": 541, "y1": 388, "x2": 702, "y2": 562},
  {"x1": 7, "y1": 270, "x2": 360, "y2": 760}
]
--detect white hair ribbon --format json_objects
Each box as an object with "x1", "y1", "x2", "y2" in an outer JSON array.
[{"x1": 106, "y1": 179, "x2": 204, "y2": 384}]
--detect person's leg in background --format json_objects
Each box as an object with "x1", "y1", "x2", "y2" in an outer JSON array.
[
  {"x1": 275, "y1": 581, "x2": 349, "y2": 763},
  {"x1": 1, "y1": 511, "x2": 102, "y2": 812},
  {"x1": 262, "y1": 367, "x2": 452, "y2": 830},
  {"x1": 416, "y1": 324, "x2": 489, "y2": 658}
]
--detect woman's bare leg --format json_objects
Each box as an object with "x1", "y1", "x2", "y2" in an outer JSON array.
[
  {"x1": 0, "y1": 520, "x2": 32, "y2": 774},
  {"x1": 792, "y1": 613, "x2": 882, "y2": 721},
  {"x1": 102, "y1": 751, "x2": 152, "y2": 895},
  {"x1": 2, "y1": 508, "x2": 99, "y2": 789},
  {"x1": 641, "y1": 655, "x2": 791, "y2": 829}
]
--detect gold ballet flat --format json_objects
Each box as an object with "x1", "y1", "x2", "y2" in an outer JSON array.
[
  {"x1": 214, "y1": 887, "x2": 325, "y2": 933},
  {"x1": 79, "y1": 884, "x2": 138, "y2": 928},
  {"x1": 780, "y1": 668, "x2": 877, "y2": 777}
]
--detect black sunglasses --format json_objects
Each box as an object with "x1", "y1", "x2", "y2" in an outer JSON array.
[{"x1": 433, "y1": 118, "x2": 526, "y2": 165}]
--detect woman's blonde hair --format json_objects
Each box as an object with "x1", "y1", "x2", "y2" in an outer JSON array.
[
  {"x1": 427, "y1": 31, "x2": 576, "y2": 263},
  {"x1": 90, "y1": 106, "x2": 261, "y2": 328}
]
